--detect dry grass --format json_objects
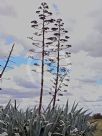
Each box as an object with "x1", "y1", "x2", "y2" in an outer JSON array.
[{"x1": 93, "y1": 119, "x2": 102, "y2": 136}]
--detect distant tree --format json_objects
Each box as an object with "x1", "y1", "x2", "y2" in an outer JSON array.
[
  {"x1": 28, "y1": 2, "x2": 56, "y2": 114},
  {"x1": 92, "y1": 113, "x2": 102, "y2": 119}
]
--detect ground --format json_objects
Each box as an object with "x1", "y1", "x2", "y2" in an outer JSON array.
[{"x1": 93, "y1": 119, "x2": 102, "y2": 136}]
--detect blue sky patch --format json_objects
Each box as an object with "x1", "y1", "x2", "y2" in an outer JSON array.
[
  {"x1": 53, "y1": 4, "x2": 59, "y2": 13},
  {"x1": 13, "y1": 56, "x2": 27, "y2": 66},
  {"x1": 0, "y1": 32, "x2": 3, "y2": 37},
  {"x1": 96, "y1": 79, "x2": 102, "y2": 85},
  {"x1": 5, "y1": 36, "x2": 14, "y2": 45},
  {"x1": 0, "y1": 56, "x2": 27, "y2": 70}
]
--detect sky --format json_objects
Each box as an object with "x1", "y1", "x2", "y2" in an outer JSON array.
[{"x1": 0, "y1": 0, "x2": 102, "y2": 113}]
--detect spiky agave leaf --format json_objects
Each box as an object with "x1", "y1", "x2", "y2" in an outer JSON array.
[{"x1": 0, "y1": 101, "x2": 96, "y2": 136}]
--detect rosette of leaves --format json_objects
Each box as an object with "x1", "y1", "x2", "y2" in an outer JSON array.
[{"x1": 0, "y1": 101, "x2": 95, "y2": 136}]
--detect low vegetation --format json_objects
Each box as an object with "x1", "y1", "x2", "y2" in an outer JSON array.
[
  {"x1": 92, "y1": 113, "x2": 102, "y2": 120},
  {"x1": 0, "y1": 100, "x2": 96, "y2": 136}
]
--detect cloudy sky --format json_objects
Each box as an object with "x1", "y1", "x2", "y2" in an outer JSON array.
[{"x1": 0, "y1": 0, "x2": 102, "y2": 113}]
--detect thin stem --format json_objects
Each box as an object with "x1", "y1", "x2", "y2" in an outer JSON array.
[
  {"x1": 0, "y1": 44, "x2": 15, "y2": 79},
  {"x1": 45, "y1": 74, "x2": 67, "y2": 112},
  {"x1": 38, "y1": 9, "x2": 45, "y2": 115},
  {"x1": 14, "y1": 99, "x2": 17, "y2": 110},
  {"x1": 53, "y1": 22, "x2": 60, "y2": 109}
]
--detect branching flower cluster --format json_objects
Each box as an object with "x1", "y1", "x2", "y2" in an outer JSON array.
[{"x1": 28, "y1": 2, "x2": 71, "y2": 114}]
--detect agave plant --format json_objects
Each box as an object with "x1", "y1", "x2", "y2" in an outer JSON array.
[{"x1": 0, "y1": 100, "x2": 96, "y2": 136}]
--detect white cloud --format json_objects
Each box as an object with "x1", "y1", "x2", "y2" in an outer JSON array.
[
  {"x1": 0, "y1": 64, "x2": 54, "y2": 106},
  {"x1": 0, "y1": 0, "x2": 102, "y2": 56},
  {"x1": 0, "y1": 0, "x2": 102, "y2": 113}
]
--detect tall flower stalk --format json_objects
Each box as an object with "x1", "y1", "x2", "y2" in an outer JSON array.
[
  {"x1": 28, "y1": 2, "x2": 55, "y2": 114},
  {"x1": 46, "y1": 19, "x2": 71, "y2": 108}
]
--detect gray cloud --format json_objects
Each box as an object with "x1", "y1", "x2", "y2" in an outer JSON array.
[
  {"x1": 0, "y1": 5, "x2": 17, "y2": 17},
  {"x1": 81, "y1": 96, "x2": 102, "y2": 103},
  {"x1": 0, "y1": 88, "x2": 40, "y2": 98},
  {"x1": 84, "y1": 34, "x2": 102, "y2": 58},
  {"x1": 70, "y1": 2, "x2": 102, "y2": 57},
  {"x1": 77, "y1": 78, "x2": 96, "y2": 84},
  {"x1": 71, "y1": 31, "x2": 102, "y2": 58},
  {"x1": 96, "y1": 96, "x2": 102, "y2": 102},
  {"x1": 14, "y1": 77, "x2": 40, "y2": 89}
]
